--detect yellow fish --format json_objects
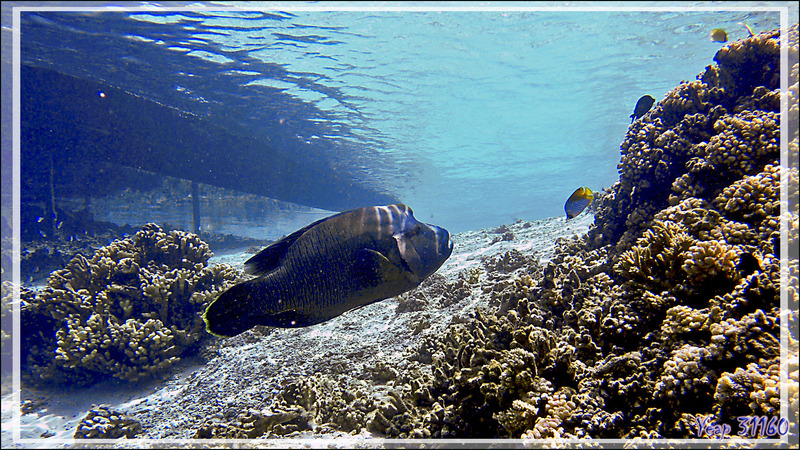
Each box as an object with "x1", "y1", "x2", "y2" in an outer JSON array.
[
  {"x1": 565, "y1": 187, "x2": 594, "y2": 219},
  {"x1": 710, "y1": 28, "x2": 728, "y2": 43}
]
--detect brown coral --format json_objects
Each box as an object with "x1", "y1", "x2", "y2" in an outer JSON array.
[
  {"x1": 73, "y1": 404, "x2": 142, "y2": 439},
  {"x1": 714, "y1": 361, "x2": 781, "y2": 422},
  {"x1": 377, "y1": 25, "x2": 796, "y2": 441},
  {"x1": 654, "y1": 345, "x2": 717, "y2": 405},
  {"x1": 21, "y1": 223, "x2": 238, "y2": 386},
  {"x1": 592, "y1": 29, "x2": 782, "y2": 252}
]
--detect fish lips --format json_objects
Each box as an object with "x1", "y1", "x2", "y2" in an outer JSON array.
[{"x1": 430, "y1": 224, "x2": 454, "y2": 261}]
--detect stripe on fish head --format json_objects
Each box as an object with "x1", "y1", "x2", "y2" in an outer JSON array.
[
  {"x1": 391, "y1": 206, "x2": 452, "y2": 280},
  {"x1": 370, "y1": 204, "x2": 412, "y2": 237}
]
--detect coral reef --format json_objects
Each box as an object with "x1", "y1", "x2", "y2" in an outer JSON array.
[
  {"x1": 35, "y1": 25, "x2": 794, "y2": 443},
  {"x1": 20, "y1": 223, "x2": 238, "y2": 386},
  {"x1": 15, "y1": 216, "x2": 267, "y2": 285},
  {"x1": 371, "y1": 26, "x2": 797, "y2": 439},
  {"x1": 194, "y1": 403, "x2": 313, "y2": 439},
  {"x1": 193, "y1": 372, "x2": 400, "y2": 438},
  {"x1": 73, "y1": 404, "x2": 143, "y2": 439}
]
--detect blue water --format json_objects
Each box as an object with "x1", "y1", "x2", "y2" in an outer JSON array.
[{"x1": 14, "y1": 2, "x2": 790, "y2": 235}]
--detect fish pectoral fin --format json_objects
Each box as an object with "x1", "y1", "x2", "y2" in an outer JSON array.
[
  {"x1": 394, "y1": 234, "x2": 424, "y2": 275},
  {"x1": 354, "y1": 248, "x2": 409, "y2": 286}
]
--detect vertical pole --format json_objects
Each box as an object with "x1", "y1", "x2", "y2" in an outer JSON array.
[
  {"x1": 46, "y1": 152, "x2": 56, "y2": 236},
  {"x1": 191, "y1": 180, "x2": 201, "y2": 235}
]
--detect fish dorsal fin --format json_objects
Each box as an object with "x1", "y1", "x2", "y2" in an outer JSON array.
[{"x1": 244, "y1": 214, "x2": 337, "y2": 276}]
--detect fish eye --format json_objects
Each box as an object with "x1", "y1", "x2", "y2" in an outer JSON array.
[{"x1": 406, "y1": 223, "x2": 422, "y2": 236}]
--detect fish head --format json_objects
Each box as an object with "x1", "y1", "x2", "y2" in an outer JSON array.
[
  {"x1": 408, "y1": 221, "x2": 454, "y2": 278},
  {"x1": 381, "y1": 205, "x2": 453, "y2": 281}
]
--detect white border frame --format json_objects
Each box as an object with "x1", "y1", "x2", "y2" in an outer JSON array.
[{"x1": 4, "y1": 2, "x2": 796, "y2": 448}]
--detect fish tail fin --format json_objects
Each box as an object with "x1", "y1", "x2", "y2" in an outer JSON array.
[{"x1": 202, "y1": 282, "x2": 261, "y2": 338}]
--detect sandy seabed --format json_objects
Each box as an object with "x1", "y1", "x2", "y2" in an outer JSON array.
[{"x1": 2, "y1": 212, "x2": 595, "y2": 447}]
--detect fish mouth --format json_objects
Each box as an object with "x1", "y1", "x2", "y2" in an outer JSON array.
[{"x1": 434, "y1": 225, "x2": 454, "y2": 259}]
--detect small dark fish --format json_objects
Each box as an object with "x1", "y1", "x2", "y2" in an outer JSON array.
[
  {"x1": 565, "y1": 187, "x2": 594, "y2": 219},
  {"x1": 710, "y1": 28, "x2": 728, "y2": 43},
  {"x1": 630, "y1": 95, "x2": 656, "y2": 123},
  {"x1": 736, "y1": 252, "x2": 761, "y2": 277},
  {"x1": 203, "y1": 204, "x2": 453, "y2": 337}
]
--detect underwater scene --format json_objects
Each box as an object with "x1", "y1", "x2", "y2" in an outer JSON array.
[{"x1": 1, "y1": 1, "x2": 799, "y2": 448}]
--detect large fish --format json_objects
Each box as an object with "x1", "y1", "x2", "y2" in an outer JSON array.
[{"x1": 203, "y1": 204, "x2": 453, "y2": 337}]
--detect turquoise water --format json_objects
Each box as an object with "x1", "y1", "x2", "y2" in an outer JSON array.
[{"x1": 15, "y1": 3, "x2": 789, "y2": 234}]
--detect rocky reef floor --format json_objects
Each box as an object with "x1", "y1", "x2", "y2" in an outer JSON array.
[
  {"x1": 2, "y1": 212, "x2": 594, "y2": 447},
  {"x1": 3, "y1": 23, "x2": 798, "y2": 449}
]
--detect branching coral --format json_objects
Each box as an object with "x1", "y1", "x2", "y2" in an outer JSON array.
[
  {"x1": 21, "y1": 223, "x2": 238, "y2": 386},
  {"x1": 707, "y1": 309, "x2": 780, "y2": 364},
  {"x1": 382, "y1": 307, "x2": 561, "y2": 438},
  {"x1": 73, "y1": 404, "x2": 142, "y2": 439},
  {"x1": 654, "y1": 345, "x2": 717, "y2": 405},
  {"x1": 714, "y1": 361, "x2": 781, "y2": 421},
  {"x1": 660, "y1": 305, "x2": 721, "y2": 340},
  {"x1": 714, "y1": 163, "x2": 781, "y2": 251},
  {"x1": 614, "y1": 219, "x2": 695, "y2": 293},
  {"x1": 591, "y1": 29, "x2": 782, "y2": 252},
  {"x1": 194, "y1": 406, "x2": 312, "y2": 438},
  {"x1": 681, "y1": 239, "x2": 739, "y2": 286},
  {"x1": 194, "y1": 371, "x2": 408, "y2": 438},
  {"x1": 374, "y1": 25, "x2": 795, "y2": 441}
]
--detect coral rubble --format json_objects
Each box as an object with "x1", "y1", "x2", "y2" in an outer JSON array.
[
  {"x1": 73, "y1": 404, "x2": 142, "y2": 439},
  {"x1": 20, "y1": 223, "x2": 238, "y2": 386}
]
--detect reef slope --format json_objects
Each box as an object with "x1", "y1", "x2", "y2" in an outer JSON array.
[{"x1": 4, "y1": 24, "x2": 797, "y2": 445}]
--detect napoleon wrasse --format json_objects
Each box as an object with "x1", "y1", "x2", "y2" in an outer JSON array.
[{"x1": 203, "y1": 204, "x2": 453, "y2": 337}]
